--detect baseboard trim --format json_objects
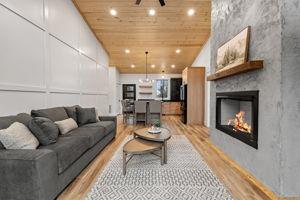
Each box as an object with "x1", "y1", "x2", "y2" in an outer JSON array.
[{"x1": 207, "y1": 140, "x2": 279, "y2": 200}]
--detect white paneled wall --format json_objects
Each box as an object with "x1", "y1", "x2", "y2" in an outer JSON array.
[
  {"x1": 47, "y1": 0, "x2": 80, "y2": 49},
  {"x1": 0, "y1": 0, "x2": 44, "y2": 28},
  {"x1": 0, "y1": 0, "x2": 109, "y2": 116},
  {"x1": 49, "y1": 36, "x2": 80, "y2": 91},
  {"x1": 0, "y1": 5, "x2": 45, "y2": 88}
]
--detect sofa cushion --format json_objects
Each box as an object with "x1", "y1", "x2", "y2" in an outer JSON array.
[
  {"x1": 31, "y1": 107, "x2": 69, "y2": 122},
  {"x1": 76, "y1": 107, "x2": 97, "y2": 126},
  {"x1": 62, "y1": 126, "x2": 106, "y2": 148},
  {"x1": 39, "y1": 136, "x2": 90, "y2": 174},
  {"x1": 82, "y1": 121, "x2": 115, "y2": 136},
  {"x1": 28, "y1": 117, "x2": 59, "y2": 146},
  {"x1": 64, "y1": 105, "x2": 81, "y2": 123}
]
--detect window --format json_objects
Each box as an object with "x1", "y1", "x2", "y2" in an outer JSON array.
[{"x1": 156, "y1": 79, "x2": 168, "y2": 98}]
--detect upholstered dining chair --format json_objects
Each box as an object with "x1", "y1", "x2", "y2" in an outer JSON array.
[
  {"x1": 149, "y1": 100, "x2": 162, "y2": 125},
  {"x1": 121, "y1": 100, "x2": 134, "y2": 125},
  {"x1": 134, "y1": 101, "x2": 147, "y2": 126}
]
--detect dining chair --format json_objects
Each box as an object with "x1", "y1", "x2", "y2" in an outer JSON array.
[
  {"x1": 121, "y1": 100, "x2": 134, "y2": 125},
  {"x1": 134, "y1": 101, "x2": 147, "y2": 126},
  {"x1": 149, "y1": 100, "x2": 162, "y2": 125}
]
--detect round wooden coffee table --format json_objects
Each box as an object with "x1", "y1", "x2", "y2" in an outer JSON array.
[
  {"x1": 134, "y1": 127, "x2": 171, "y2": 164},
  {"x1": 123, "y1": 138, "x2": 164, "y2": 175}
]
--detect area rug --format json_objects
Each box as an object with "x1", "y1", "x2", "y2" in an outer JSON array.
[{"x1": 86, "y1": 135, "x2": 233, "y2": 200}]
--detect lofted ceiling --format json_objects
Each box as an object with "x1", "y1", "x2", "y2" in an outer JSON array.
[{"x1": 73, "y1": 0, "x2": 211, "y2": 74}]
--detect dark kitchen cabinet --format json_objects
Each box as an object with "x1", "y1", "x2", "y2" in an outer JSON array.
[
  {"x1": 170, "y1": 78, "x2": 182, "y2": 101},
  {"x1": 122, "y1": 84, "x2": 136, "y2": 100}
]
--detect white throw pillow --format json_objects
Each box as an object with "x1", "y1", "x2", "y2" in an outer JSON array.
[
  {"x1": 55, "y1": 118, "x2": 78, "y2": 135},
  {"x1": 95, "y1": 108, "x2": 101, "y2": 122},
  {"x1": 0, "y1": 122, "x2": 39, "y2": 149}
]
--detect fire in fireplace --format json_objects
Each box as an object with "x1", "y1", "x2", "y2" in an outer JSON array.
[
  {"x1": 228, "y1": 111, "x2": 252, "y2": 133},
  {"x1": 216, "y1": 91, "x2": 259, "y2": 149}
]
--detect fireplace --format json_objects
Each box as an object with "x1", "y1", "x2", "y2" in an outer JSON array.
[{"x1": 216, "y1": 91, "x2": 259, "y2": 149}]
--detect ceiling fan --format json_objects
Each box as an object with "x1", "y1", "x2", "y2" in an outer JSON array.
[{"x1": 135, "y1": 0, "x2": 166, "y2": 6}]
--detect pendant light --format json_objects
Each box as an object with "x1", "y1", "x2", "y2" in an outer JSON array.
[{"x1": 139, "y1": 51, "x2": 154, "y2": 83}]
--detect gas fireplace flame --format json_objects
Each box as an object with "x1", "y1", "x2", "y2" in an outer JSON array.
[{"x1": 228, "y1": 111, "x2": 252, "y2": 133}]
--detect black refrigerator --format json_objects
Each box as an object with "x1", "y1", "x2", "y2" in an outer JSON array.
[{"x1": 180, "y1": 84, "x2": 188, "y2": 124}]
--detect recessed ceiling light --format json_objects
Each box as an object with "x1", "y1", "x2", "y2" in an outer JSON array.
[
  {"x1": 125, "y1": 49, "x2": 130, "y2": 54},
  {"x1": 131, "y1": 64, "x2": 135, "y2": 68},
  {"x1": 188, "y1": 9, "x2": 195, "y2": 16},
  {"x1": 110, "y1": 9, "x2": 117, "y2": 16},
  {"x1": 148, "y1": 9, "x2": 156, "y2": 16},
  {"x1": 176, "y1": 49, "x2": 181, "y2": 54},
  {"x1": 171, "y1": 64, "x2": 176, "y2": 68},
  {"x1": 151, "y1": 64, "x2": 156, "y2": 68}
]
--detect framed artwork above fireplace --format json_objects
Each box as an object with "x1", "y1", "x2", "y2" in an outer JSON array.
[{"x1": 216, "y1": 26, "x2": 250, "y2": 73}]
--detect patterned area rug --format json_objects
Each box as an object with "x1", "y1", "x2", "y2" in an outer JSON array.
[{"x1": 86, "y1": 135, "x2": 232, "y2": 200}]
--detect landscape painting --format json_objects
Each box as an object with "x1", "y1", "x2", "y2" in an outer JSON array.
[{"x1": 216, "y1": 26, "x2": 250, "y2": 72}]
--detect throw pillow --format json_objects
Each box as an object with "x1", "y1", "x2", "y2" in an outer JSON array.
[
  {"x1": 28, "y1": 117, "x2": 59, "y2": 146},
  {"x1": 0, "y1": 122, "x2": 39, "y2": 149},
  {"x1": 55, "y1": 118, "x2": 78, "y2": 135},
  {"x1": 95, "y1": 108, "x2": 101, "y2": 122},
  {"x1": 64, "y1": 105, "x2": 81, "y2": 123},
  {"x1": 76, "y1": 107, "x2": 97, "y2": 126},
  {"x1": 0, "y1": 141, "x2": 5, "y2": 149}
]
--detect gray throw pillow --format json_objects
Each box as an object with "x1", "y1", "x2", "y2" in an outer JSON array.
[
  {"x1": 31, "y1": 107, "x2": 69, "y2": 122},
  {"x1": 28, "y1": 117, "x2": 59, "y2": 146},
  {"x1": 64, "y1": 105, "x2": 81, "y2": 123},
  {"x1": 0, "y1": 141, "x2": 5, "y2": 149},
  {"x1": 76, "y1": 107, "x2": 97, "y2": 126}
]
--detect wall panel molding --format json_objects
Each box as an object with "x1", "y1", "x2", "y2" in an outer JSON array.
[
  {"x1": 0, "y1": 83, "x2": 47, "y2": 93},
  {"x1": 49, "y1": 88, "x2": 81, "y2": 95}
]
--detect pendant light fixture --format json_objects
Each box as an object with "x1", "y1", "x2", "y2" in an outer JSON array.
[{"x1": 139, "y1": 51, "x2": 154, "y2": 83}]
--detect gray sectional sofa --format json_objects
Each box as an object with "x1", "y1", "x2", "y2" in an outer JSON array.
[{"x1": 0, "y1": 106, "x2": 117, "y2": 200}]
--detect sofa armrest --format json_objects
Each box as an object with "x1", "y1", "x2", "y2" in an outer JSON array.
[
  {"x1": 99, "y1": 116, "x2": 117, "y2": 137},
  {"x1": 0, "y1": 149, "x2": 58, "y2": 200}
]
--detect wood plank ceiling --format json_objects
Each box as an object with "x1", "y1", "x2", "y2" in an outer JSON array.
[{"x1": 73, "y1": 0, "x2": 211, "y2": 74}]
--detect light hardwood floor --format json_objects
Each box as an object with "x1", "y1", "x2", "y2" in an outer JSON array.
[{"x1": 58, "y1": 115, "x2": 279, "y2": 200}]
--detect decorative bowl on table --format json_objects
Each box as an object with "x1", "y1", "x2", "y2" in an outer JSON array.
[{"x1": 148, "y1": 126, "x2": 161, "y2": 134}]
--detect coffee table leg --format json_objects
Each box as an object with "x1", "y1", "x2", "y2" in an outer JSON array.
[
  {"x1": 161, "y1": 145, "x2": 164, "y2": 165},
  {"x1": 123, "y1": 152, "x2": 126, "y2": 175},
  {"x1": 164, "y1": 141, "x2": 167, "y2": 164}
]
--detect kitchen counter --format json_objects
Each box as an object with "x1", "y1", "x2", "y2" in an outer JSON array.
[{"x1": 162, "y1": 101, "x2": 182, "y2": 115}]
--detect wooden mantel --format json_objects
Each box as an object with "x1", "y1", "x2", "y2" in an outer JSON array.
[{"x1": 207, "y1": 60, "x2": 264, "y2": 81}]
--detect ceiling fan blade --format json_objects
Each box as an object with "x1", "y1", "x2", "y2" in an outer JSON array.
[
  {"x1": 136, "y1": 0, "x2": 142, "y2": 5},
  {"x1": 159, "y1": 0, "x2": 165, "y2": 6}
]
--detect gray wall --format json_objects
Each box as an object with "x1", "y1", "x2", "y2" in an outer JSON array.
[
  {"x1": 280, "y1": 0, "x2": 300, "y2": 196},
  {"x1": 210, "y1": 0, "x2": 299, "y2": 197}
]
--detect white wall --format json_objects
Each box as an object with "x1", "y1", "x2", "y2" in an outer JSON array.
[
  {"x1": 0, "y1": 0, "x2": 109, "y2": 116},
  {"x1": 108, "y1": 67, "x2": 121, "y2": 115},
  {"x1": 120, "y1": 74, "x2": 182, "y2": 100},
  {"x1": 192, "y1": 37, "x2": 211, "y2": 127}
]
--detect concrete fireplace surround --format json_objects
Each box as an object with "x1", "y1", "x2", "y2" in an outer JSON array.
[{"x1": 210, "y1": 0, "x2": 300, "y2": 197}]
